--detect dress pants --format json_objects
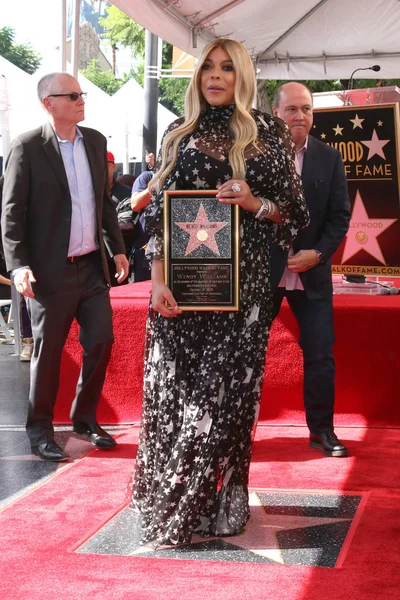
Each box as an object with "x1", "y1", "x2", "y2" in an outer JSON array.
[
  {"x1": 272, "y1": 288, "x2": 336, "y2": 433},
  {"x1": 26, "y1": 251, "x2": 114, "y2": 447}
]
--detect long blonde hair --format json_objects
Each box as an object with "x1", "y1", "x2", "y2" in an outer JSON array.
[{"x1": 151, "y1": 38, "x2": 258, "y2": 191}]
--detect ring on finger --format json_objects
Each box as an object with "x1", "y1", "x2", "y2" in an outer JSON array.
[{"x1": 231, "y1": 182, "x2": 241, "y2": 193}]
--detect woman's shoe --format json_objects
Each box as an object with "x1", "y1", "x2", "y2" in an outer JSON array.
[
  {"x1": 20, "y1": 337, "x2": 33, "y2": 361},
  {"x1": 130, "y1": 540, "x2": 184, "y2": 554}
]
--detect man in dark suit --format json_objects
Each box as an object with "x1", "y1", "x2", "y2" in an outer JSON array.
[
  {"x1": 1, "y1": 72, "x2": 129, "y2": 461},
  {"x1": 272, "y1": 82, "x2": 350, "y2": 457}
]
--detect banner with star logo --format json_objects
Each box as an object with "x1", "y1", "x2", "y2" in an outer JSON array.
[
  {"x1": 313, "y1": 104, "x2": 400, "y2": 276},
  {"x1": 164, "y1": 190, "x2": 240, "y2": 310}
]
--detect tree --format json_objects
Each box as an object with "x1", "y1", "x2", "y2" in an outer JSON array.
[
  {"x1": 261, "y1": 79, "x2": 343, "y2": 113},
  {"x1": 98, "y1": 5, "x2": 188, "y2": 116},
  {"x1": 0, "y1": 26, "x2": 41, "y2": 74},
  {"x1": 99, "y1": 5, "x2": 145, "y2": 53},
  {"x1": 262, "y1": 77, "x2": 400, "y2": 113},
  {"x1": 159, "y1": 78, "x2": 188, "y2": 116},
  {"x1": 99, "y1": 4, "x2": 145, "y2": 75},
  {"x1": 80, "y1": 59, "x2": 124, "y2": 95}
]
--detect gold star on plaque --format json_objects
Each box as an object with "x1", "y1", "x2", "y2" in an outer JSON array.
[
  {"x1": 176, "y1": 203, "x2": 228, "y2": 256},
  {"x1": 350, "y1": 114, "x2": 365, "y2": 129},
  {"x1": 333, "y1": 124, "x2": 344, "y2": 136}
]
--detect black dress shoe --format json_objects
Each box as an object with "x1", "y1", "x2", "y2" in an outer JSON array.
[
  {"x1": 31, "y1": 441, "x2": 69, "y2": 462},
  {"x1": 73, "y1": 421, "x2": 117, "y2": 448},
  {"x1": 309, "y1": 432, "x2": 349, "y2": 457}
]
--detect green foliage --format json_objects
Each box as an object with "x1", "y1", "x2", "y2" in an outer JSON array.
[
  {"x1": 0, "y1": 26, "x2": 41, "y2": 74},
  {"x1": 80, "y1": 59, "x2": 124, "y2": 95},
  {"x1": 99, "y1": 5, "x2": 145, "y2": 55},
  {"x1": 159, "y1": 78, "x2": 189, "y2": 116},
  {"x1": 265, "y1": 78, "x2": 400, "y2": 107},
  {"x1": 127, "y1": 63, "x2": 144, "y2": 87},
  {"x1": 265, "y1": 79, "x2": 343, "y2": 106},
  {"x1": 97, "y1": 6, "x2": 187, "y2": 116},
  {"x1": 348, "y1": 78, "x2": 400, "y2": 88}
]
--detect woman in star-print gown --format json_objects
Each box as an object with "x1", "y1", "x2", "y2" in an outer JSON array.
[{"x1": 130, "y1": 38, "x2": 309, "y2": 550}]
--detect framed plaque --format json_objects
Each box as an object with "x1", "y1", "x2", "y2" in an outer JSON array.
[{"x1": 164, "y1": 190, "x2": 240, "y2": 311}]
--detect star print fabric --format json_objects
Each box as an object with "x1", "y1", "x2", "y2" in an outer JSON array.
[{"x1": 130, "y1": 104, "x2": 308, "y2": 547}]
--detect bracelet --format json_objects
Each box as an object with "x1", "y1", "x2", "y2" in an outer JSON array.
[{"x1": 255, "y1": 197, "x2": 275, "y2": 220}]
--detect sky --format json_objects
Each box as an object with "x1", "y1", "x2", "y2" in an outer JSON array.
[
  {"x1": 2, "y1": 0, "x2": 62, "y2": 57},
  {"x1": 2, "y1": 0, "x2": 134, "y2": 75}
]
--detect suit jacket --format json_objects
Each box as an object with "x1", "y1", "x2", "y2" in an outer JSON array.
[
  {"x1": 1, "y1": 122, "x2": 125, "y2": 295},
  {"x1": 271, "y1": 134, "x2": 350, "y2": 299}
]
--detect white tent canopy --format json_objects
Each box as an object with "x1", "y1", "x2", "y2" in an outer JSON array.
[
  {"x1": 110, "y1": 78, "x2": 177, "y2": 163},
  {"x1": 113, "y1": 0, "x2": 400, "y2": 80}
]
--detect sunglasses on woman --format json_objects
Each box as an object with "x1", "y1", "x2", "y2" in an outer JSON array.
[{"x1": 47, "y1": 92, "x2": 87, "y2": 101}]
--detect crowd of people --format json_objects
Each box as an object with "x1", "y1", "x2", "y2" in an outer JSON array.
[{"x1": 0, "y1": 37, "x2": 350, "y2": 550}]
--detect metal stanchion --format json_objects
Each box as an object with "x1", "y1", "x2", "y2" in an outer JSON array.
[{"x1": 10, "y1": 279, "x2": 22, "y2": 357}]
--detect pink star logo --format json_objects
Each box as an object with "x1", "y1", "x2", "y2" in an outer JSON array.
[
  {"x1": 342, "y1": 190, "x2": 397, "y2": 264},
  {"x1": 361, "y1": 129, "x2": 390, "y2": 160},
  {"x1": 176, "y1": 203, "x2": 228, "y2": 256}
]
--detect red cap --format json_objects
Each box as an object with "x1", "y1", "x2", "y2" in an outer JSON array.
[{"x1": 107, "y1": 151, "x2": 115, "y2": 163}]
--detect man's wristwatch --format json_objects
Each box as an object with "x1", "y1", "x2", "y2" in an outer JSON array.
[{"x1": 312, "y1": 249, "x2": 325, "y2": 263}]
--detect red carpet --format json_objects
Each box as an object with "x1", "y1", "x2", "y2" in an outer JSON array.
[
  {"x1": 1, "y1": 425, "x2": 399, "y2": 600},
  {"x1": 55, "y1": 282, "x2": 400, "y2": 427}
]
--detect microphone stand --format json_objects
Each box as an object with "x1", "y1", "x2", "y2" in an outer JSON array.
[
  {"x1": 344, "y1": 65, "x2": 381, "y2": 106},
  {"x1": 342, "y1": 64, "x2": 381, "y2": 282}
]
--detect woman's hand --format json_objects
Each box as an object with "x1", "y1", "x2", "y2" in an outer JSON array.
[
  {"x1": 151, "y1": 260, "x2": 182, "y2": 318},
  {"x1": 217, "y1": 179, "x2": 281, "y2": 223},
  {"x1": 152, "y1": 281, "x2": 182, "y2": 317},
  {"x1": 216, "y1": 179, "x2": 260, "y2": 213}
]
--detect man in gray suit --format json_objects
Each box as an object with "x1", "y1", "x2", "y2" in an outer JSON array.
[
  {"x1": 1, "y1": 73, "x2": 129, "y2": 461},
  {"x1": 272, "y1": 82, "x2": 350, "y2": 457}
]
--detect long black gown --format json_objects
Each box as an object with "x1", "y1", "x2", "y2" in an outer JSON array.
[{"x1": 130, "y1": 103, "x2": 309, "y2": 546}]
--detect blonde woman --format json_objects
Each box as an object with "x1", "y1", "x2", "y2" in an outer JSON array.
[{"x1": 130, "y1": 39, "x2": 309, "y2": 550}]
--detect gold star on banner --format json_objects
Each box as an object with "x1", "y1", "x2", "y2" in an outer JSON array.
[
  {"x1": 320, "y1": 133, "x2": 326, "y2": 140},
  {"x1": 377, "y1": 120, "x2": 383, "y2": 126},
  {"x1": 342, "y1": 190, "x2": 397, "y2": 264},
  {"x1": 350, "y1": 114, "x2": 365, "y2": 129},
  {"x1": 361, "y1": 129, "x2": 390, "y2": 160},
  {"x1": 333, "y1": 124, "x2": 344, "y2": 136},
  {"x1": 176, "y1": 203, "x2": 228, "y2": 256}
]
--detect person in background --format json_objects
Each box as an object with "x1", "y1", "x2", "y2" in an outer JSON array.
[
  {"x1": 0, "y1": 176, "x2": 11, "y2": 303},
  {"x1": 1, "y1": 72, "x2": 129, "y2": 462},
  {"x1": 107, "y1": 151, "x2": 132, "y2": 285},
  {"x1": 117, "y1": 173, "x2": 136, "y2": 188},
  {"x1": 0, "y1": 176, "x2": 33, "y2": 360},
  {"x1": 129, "y1": 149, "x2": 155, "y2": 214},
  {"x1": 272, "y1": 82, "x2": 350, "y2": 457},
  {"x1": 129, "y1": 38, "x2": 309, "y2": 551},
  {"x1": 128, "y1": 170, "x2": 153, "y2": 282},
  {"x1": 145, "y1": 150, "x2": 155, "y2": 171},
  {"x1": 107, "y1": 151, "x2": 131, "y2": 208},
  {"x1": 0, "y1": 186, "x2": 12, "y2": 319}
]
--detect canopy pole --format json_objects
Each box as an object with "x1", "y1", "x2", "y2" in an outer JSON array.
[
  {"x1": 71, "y1": 0, "x2": 80, "y2": 77},
  {"x1": 142, "y1": 30, "x2": 159, "y2": 172},
  {"x1": 61, "y1": 0, "x2": 67, "y2": 72}
]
